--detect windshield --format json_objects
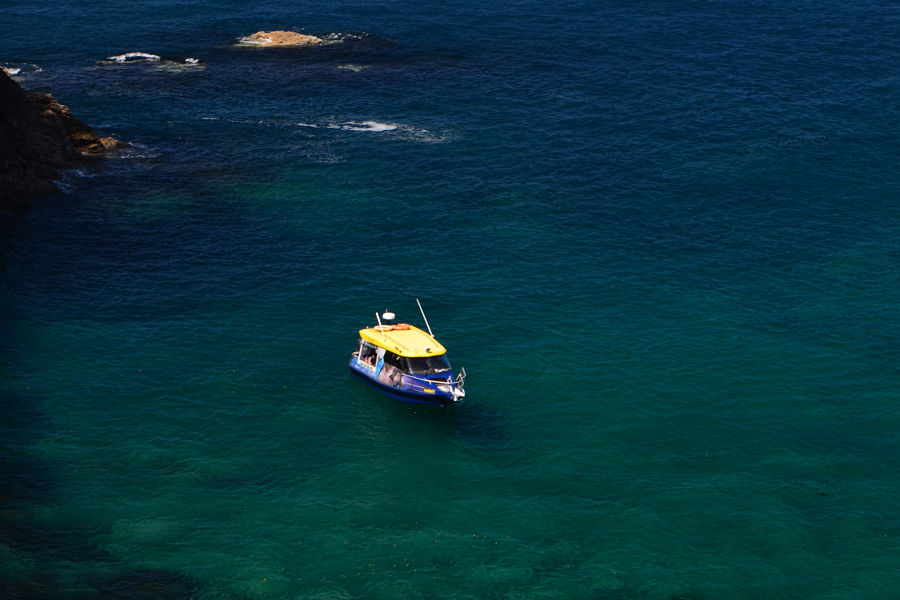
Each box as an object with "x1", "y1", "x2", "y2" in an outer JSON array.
[{"x1": 405, "y1": 354, "x2": 452, "y2": 375}]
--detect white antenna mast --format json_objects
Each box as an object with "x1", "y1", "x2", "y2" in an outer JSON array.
[
  {"x1": 416, "y1": 298, "x2": 434, "y2": 337},
  {"x1": 375, "y1": 312, "x2": 387, "y2": 342}
]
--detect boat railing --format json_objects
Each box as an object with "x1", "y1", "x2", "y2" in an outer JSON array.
[{"x1": 402, "y1": 367, "x2": 465, "y2": 389}]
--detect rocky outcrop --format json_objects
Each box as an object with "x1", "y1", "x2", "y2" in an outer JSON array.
[
  {"x1": 99, "y1": 136, "x2": 131, "y2": 151},
  {"x1": 0, "y1": 69, "x2": 104, "y2": 209},
  {"x1": 238, "y1": 30, "x2": 323, "y2": 47}
]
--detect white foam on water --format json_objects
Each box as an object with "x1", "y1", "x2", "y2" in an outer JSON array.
[
  {"x1": 106, "y1": 52, "x2": 161, "y2": 63},
  {"x1": 54, "y1": 168, "x2": 95, "y2": 193},
  {"x1": 320, "y1": 32, "x2": 368, "y2": 45},
  {"x1": 295, "y1": 119, "x2": 453, "y2": 142},
  {"x1": 2, "y1": 63, "x2": 43, "y2": 76},
  {"x1": 154, "y1": 60, "x2": 205, "y2": 73},
  {"x1": 107, "y1": 142, "x2": 158, "y2": 159},
  {"x1": 236, "y1": 35, "x2": 266, "y2": 46},
  {"x1": 342, "y1": 120, "x2": 398, "y2": 132}
]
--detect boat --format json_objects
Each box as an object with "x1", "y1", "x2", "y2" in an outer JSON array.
[{"x1": 349, "y1": 299, "x2": 466, "y2": 405}]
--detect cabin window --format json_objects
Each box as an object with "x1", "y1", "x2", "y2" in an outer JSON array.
[
  {"x1": 383, "y1": 351, "x2": 404, "y2": 368},
  {"x1": 358, "y1": 340, "x2": 377, "y2": 367},
  {"x1": 405, "y1": 354, "x2": 452, "y2": 375}
]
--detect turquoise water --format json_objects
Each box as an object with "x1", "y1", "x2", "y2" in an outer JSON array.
[{"x1": 3, "y1": 1, "x2": 900, "y2": 598}]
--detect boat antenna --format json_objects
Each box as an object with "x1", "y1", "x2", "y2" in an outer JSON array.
[
  {"x1": 416, "y1": 298, "x2": 434, "y2": 337},
  {"x1": 375, "y1": 312, "x2": 387, "y2": 342}
]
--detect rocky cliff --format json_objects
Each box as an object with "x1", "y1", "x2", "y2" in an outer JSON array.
[{"x1": 0, "y1": 69, "x2": 104, "y2": 210}]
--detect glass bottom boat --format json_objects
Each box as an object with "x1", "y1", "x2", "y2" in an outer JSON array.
[{"x1": 349, "y1": 302, "x2": 466, "y2": 405}]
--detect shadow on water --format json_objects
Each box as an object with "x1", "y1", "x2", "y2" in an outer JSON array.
[
  {"x1": 0, "y1": 277, "x2": 207, "y2": 600},
  {"x1": 0, "y1": 386, "x2": 88, "y2": 599},
  {"x1": 360, "y1": 387, "x2": 509, "y2": 450},
  {"x1": 591, "y1": 589, "x2": 708, "y2": 600},
  {"x1": 0, "y1": 387, "x2": 211, "y2": 599},
  {"x1": 435, "y1": 400, "x2": 509, "y2": 449},
  {"x1": 83, "y1": 569, "x2": 199, "y2": 600}
]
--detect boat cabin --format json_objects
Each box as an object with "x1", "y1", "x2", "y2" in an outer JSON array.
[{"x1": 356, "y1": 338, "x2": 453, "y2": 376}]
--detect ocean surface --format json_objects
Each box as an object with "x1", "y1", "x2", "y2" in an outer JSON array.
[{"x1": 2, "y1": 1, "x2": 900, "y2": 598}]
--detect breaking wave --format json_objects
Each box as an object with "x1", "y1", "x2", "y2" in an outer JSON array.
[
  {"x1": 2, "y1": 63, "x2": 43, "y2": 77},
  {"x1": 339, "y1": 120, "x2": 399, "y2": 132},
  {"x1": 96, "y1": 53, "x2": 203, "y2": 71},
  {"x1": 106, "y1": 52, "x2": 161, "y2": 63},
  {"x1": 196, "y1": 116, "x2": 451, "y2": 143},
  {"x1": 296, "y1": 120, "x2": 452, "y2": 143},
  {"x1": 295, "y1": 119, "x2": 453, "y2": 142},
  {"x1": 103, "y1": 141, "x2": 159, "y2": 159},
  {"x1": 320, "y1": 32, "x2": 369, "y2": 44}
]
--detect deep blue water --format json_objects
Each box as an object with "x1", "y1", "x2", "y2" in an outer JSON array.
[{"x1": 3, "y1": 1, "x2": 900, "y2": 598}]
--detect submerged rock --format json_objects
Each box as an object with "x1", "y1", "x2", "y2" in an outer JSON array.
[
  {"x1": 238, "y1": 30, "x2": 323, "y2": 47},
  {"x1": 0, "y1": 69, "x2": 105, "y2": 209},
  {"x1": 337, "y1": 64, "x2": 368, "y2": 72}
]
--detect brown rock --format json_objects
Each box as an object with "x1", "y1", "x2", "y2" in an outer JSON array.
[
  {"x1": 241, "y1": 30, "x2": 323, "y2": 46},
  {"x1": 100, "y1": 137, "x2": 131, "y2": 151},
  {"x1": 0, "y1": 69, "x2": 105, "y2": 209}
]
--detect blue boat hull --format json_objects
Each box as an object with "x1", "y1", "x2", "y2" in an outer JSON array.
[{"x1": 349, "y1": 359, "x2": 460, "y2": 406}]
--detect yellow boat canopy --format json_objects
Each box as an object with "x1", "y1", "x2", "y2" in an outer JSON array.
[{"x1": 359, "y1": 324, "x2": 447, "y2": 357}]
